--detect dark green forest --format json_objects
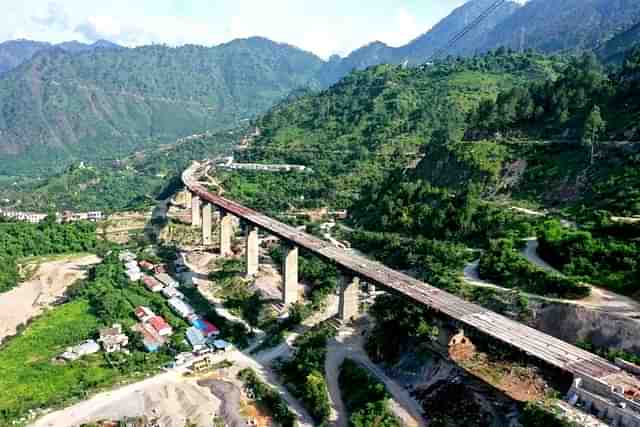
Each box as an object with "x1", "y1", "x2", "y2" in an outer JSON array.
[
  {"x1": 0, "y1": 218, "x2": 97, "y2": 292},
  {"x1": 0, "y1": 131, "x2": 237, "y2": 213},
  {"x1": 222, "y1": 48, "x2": 640, "y2": 297},
  {"x1": 0, "y1": 38, "x2": 324, "y2": 176}
]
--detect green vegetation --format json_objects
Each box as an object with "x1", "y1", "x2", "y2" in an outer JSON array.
[
  {"x1": 578, "y1": 340, "x2": 640, "y2": 366},
  {"x1": 0, "y1": 218, "x2": 98, "y2": 292},
  {"x1": 537, "y1": 220, "x2": 640, "y2": 295},
  {"x1": 209, "y1": 258, "x2": 274, "y2": 331},
  {"x1": 352, "y1": 178, "x2": 541, "y2": 246},
  {"x1": 366, "y1": 294, "x2": 438, "y2": 364},
  {"x1": 0, "y1": 252, "x2": 178, "y2": 424},
  {"x1": 2, "y1": 131, "x2": 236, "y2": 213},
  {"x1": 237, "y1": 368, "x2": 297, "y2": 427},
  {"x1": 338, "y1": 359, "x2": 400, "y2": 427},
  {"x1": 0, "y1": 39, "x2": 325, "y2": 176},
  {"x1": 478, "y1": 238, "x2": 590, "y2": 299},
  {"x1": 278, "y1": 323, "x2": 336, "y2": 424},
  {"x1": 347, "y1": 230, "x2": 470, "y2": 286},
  {"x1": 226, "y1": 52, "x2": 558, "y2": 212},
  {"x1": 520, "y1": 403, "x2": 578, "y2": 427}
]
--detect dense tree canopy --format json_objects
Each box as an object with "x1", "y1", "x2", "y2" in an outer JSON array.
[{"x1": 0, "y1": 219, "x2": 97, "y2": 292}]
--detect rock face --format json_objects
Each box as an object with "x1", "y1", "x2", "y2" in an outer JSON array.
[{"x1": 532, "y1": 302, "x2": 640, "y2": 353}]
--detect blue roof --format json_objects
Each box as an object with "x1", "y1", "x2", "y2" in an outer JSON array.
[
  {"x1": 143, "y1": 339, "x2": 161, "y2": 352},
  {"x1": 186, "y1": 327, "x2": 206, "y2": 347}
]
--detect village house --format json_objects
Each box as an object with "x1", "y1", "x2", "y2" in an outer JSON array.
[
  {"x1": 60, "y1": 339, "x2": 100, "y2": 361},
  {"x1": 156, "y1": 273, "x2": 179, "y2": 288},
  {"x1": 168, "y1": 297, "x2": 194, "y2": 319},
  {"x1": 134, "y1": 306, "x2": 155, "y2": 323},
  {"x1": 142, "y1": 276, "x2": 164, "y2": 292},
  {"x1": 161, "y1": 286, "x2": 184, "y2": 299},
  {"x1": 149, "y1": 316, "x2": 173, "y2": 337},
  {"x1": 98, "y1": 324, "x2": 129, "y2": 353}
]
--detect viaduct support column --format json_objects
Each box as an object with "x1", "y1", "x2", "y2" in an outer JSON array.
[
  {"x1": 219, "y1": 210, "x2": 234, "y2": 256},
  {"x1": 191, "y1": 195, "x2": 201, "y2": 228},
  {"x1": 202, "y1": 203, "x2": 213, "y2": 246},
  {"x1": 282, "y1": 244, "x2": 299, "y2": 305},
  {"x1": 339, "y1": 274, "x2": 360, "y2": 323},
  {"x1": 245, "y1": 225, "x2": 259, "y2": 277}
]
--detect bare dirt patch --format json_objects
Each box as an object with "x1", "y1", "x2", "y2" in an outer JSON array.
[
  {"x1": 32, "y1": 372, "x2": 222, "y2": 427},
  {"x1": 0, "y1": 254, "x2": 100, "y2": 344}
]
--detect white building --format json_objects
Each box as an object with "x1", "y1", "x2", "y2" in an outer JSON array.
[
  {"x1": 60, "y1": 340, "x2": 100, "y2": 361},
  {"x1": 156, "y1": 273, "x2": 179, "y2": 288},
  {"x1": 168, "y1": 297, "x2": 194, "y2": 319},
  {"x1": 162, "y1": 286, "x2": 184, "y2": 299}
]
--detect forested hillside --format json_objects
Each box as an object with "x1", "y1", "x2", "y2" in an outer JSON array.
[
  {"x1": 0, "y1": 131, "x2": 237, "y2": 213},
  {"x1": 0, "y1": 37, "x2": 323, "y2": 176},
  {"x1": 481, "y1": 0, "x2": 640, "y2": 55},
  {"x1": 3, "y1": 0, "x2": 640, "y2": 177},
  {"x1": 0, "y1": 39, "x2": 121, "y2": 74},
  {"x1": 0, "y1": 218, "x2": 97, "y2": 293},
  {"x1": 226, "y1": 51, "x2": 562, "y2": 211},
  {"x1": 221, "y1": 49, "x2": 640, "y2": 294}
]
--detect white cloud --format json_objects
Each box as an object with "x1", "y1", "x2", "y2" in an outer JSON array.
[
  {"x1": 0, "y1": 0, "x2": 473, "y2": 58},
  {"x1": 32, "y1": 2, "x2": 69, "y2": 31}
]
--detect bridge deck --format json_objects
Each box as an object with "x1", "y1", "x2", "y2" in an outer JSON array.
[{"x1": 184, "y1": 164, "x2": 625, "y2": 385}]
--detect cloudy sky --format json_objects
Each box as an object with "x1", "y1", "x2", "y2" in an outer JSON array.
[{"x1": 2, "y1": 0, "x2": 471, "y2": 58}]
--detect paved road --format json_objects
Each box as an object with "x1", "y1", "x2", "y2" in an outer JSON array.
[{"x1": 183, "y1": 162, "x2": 626, "y2": 384}]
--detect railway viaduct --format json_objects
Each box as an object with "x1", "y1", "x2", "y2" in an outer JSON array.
[{"x1": 182, "y1": 161, "x2": 640, "y2": 426}]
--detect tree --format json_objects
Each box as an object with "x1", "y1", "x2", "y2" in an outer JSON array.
[{"x1": 582, "y1": 105, "x2": 606, "y2": 165}]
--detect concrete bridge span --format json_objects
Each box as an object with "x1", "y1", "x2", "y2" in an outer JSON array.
[{"x1": 182, "y1": 161, "x2": 640, "y2": 426}]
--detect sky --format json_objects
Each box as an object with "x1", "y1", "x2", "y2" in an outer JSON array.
[{"x1": 1, "y1": 0, "x2": 472, "y2": 59}]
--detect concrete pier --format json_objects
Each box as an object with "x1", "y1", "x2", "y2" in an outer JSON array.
[
  {"x1": 282, "y1": 244, "x2": 299, "y2": 305},
  {"x1": 339, "y1": 274, "x2": 360, "y2": 322},
  {"x1": 202, "y1": 203, "x2": 213, "y2": 246},
  {"x1": 191, "y1": 194, "x2": 201, "y2": 228},
  {"x1": 219, "y1": 210, "x2": 234, "y2": 256},
  {"x1": 245, "y1": 225, "x2": 259, "y2": 277}
]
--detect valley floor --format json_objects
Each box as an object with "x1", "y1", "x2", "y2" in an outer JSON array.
[{"x1": 0, "y1": 254, "x2": 100, "y2": 344}]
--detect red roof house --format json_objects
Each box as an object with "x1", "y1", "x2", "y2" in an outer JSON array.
[
  {"x1": 142, "y1": 276, "x2": 164, "y2": 292},
  {"x1": 149, "y1": 316, "x2": 173, "y2": 337}
]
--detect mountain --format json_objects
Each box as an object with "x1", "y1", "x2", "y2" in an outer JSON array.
[
  {"x1": 321, "y1": 0, "x2": 640, "y2": 83},
  {"x1": 599, "y1": 22, "x2": 640, "y2": 63},
  {"x1": 0, "y1": 39, "x2": 122, "y2": 74},
  {"x1": 480, "y1": 0, "x2": 640, "y2": 54},
  {"x1": 228, "y1": 48, "x2": 640, "y2": 220},
  {"x1": 0, "y1": 40, "x2": 51, "y2": 74},
  {"x1": 0, "y1": 37, "x2": 324, "y2": 176},
  {"x1": 231, "y1": 52, "x2": 560, "y2": 211},
  {"x1": 3, "y1": 0, "x2": 640, "y2": 175},
  {"x1": 394, "y1": 0, "x2": 522, "y2": 62},
  {"x1": 56, "y1": 40, "x2": 122, "y2": 54},
  {"x1": 318, "y1": 0, "x2": 523, "y2": 84}
]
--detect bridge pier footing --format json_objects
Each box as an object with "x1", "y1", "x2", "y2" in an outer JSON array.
[
  {"x1": 191, "y1": 194, "x2": 201, "y2": 228},
  {"x1": 219, "y1": 210, "x2": 234, "y2": 256},
  {"x1": 282, "y1": 244, "x2": 299, "y2": 305},
  {"x1": 245, "y1": 225, "x2": 259, "y2": 277},
  {"x1": 202, "y1": 203, "x2": 213, "y2": 245},
  {"x1": 338, "y1": 274, "x2": 360, "y2": 323}
]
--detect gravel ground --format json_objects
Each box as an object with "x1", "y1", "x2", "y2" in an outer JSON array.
[{"x1": 0, "y1": 254, "x2": 100, "y2": 344}]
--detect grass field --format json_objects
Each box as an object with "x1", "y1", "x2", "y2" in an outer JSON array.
[
  {"x1": 0, "y1": 295, "x2": 171, "y2": 423},
  {"x1": 0, "y1": 300, "x2": 110, "y2": 420}
]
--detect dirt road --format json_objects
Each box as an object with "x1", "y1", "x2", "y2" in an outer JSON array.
[
  {"x1": 0, "y1": 254, "x2": 100, "y2": 344},
  {"x1": 463, "y1": 250, "x2": 640, "y2": 321},
  {"x1": 324, "y1": 326, "x2": 426, "y2": 427}
]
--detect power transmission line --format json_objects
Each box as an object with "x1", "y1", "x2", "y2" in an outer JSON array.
[{"x1": 428, "y1": 0, "x2": 509, "y2": 62}]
